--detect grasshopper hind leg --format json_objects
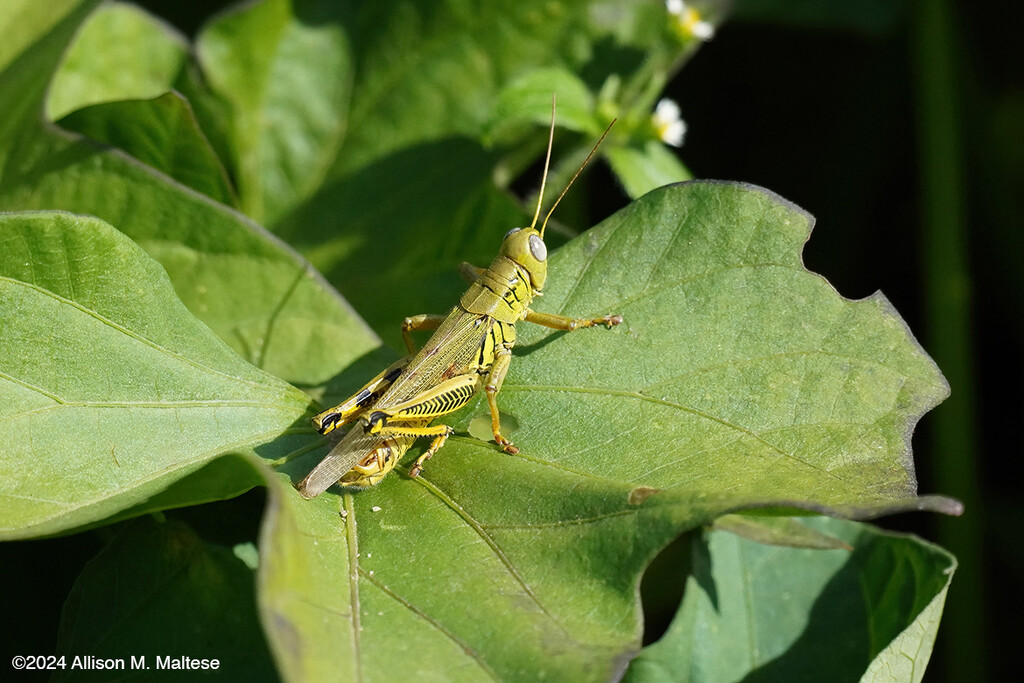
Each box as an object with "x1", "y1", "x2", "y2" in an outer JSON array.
[{"x1": 312, "y1": 356, "x2": 411, "y2": 434}]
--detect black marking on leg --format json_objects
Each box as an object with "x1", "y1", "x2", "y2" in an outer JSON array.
[{"x1": 366, "y1": 411, "x2": 388, "y2": 433}]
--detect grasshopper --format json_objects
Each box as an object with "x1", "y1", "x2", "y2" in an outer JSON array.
[{"x1": 297, "y1": 111, "x2": 621, "y2": 498}]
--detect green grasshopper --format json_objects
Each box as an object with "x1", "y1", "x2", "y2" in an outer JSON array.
[{"x1": 297, "y1": 113, "x2": 621, "y2": 498}]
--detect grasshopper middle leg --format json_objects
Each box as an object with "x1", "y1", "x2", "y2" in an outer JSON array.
[
  {"x1": 402, "y1": 314, "x2": 447, "y2": 354},
  {"x1": 483, "y1": 348, "x2": 518, "y2": 453}
]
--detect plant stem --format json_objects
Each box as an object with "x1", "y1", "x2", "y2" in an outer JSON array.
[{"x1": 910, "y1": 0, "x2": 985, "y2": 680}]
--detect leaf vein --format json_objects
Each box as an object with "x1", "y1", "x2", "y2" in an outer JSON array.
[
  {"x1": 506, "y1": 385, "x2": 842, "y2": 480},
  {"x1": 1, "y1": 276, "x2": 274, "y2": 390},
  {"x1": 412, "y1": 475, "x2": 573, "y2": 637},
  {"x1": 358, "y1": 570, "x2": 500, "y2": 681}
]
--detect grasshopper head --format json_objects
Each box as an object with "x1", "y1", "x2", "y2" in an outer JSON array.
[{"x1": 500, "y1": 227, "x2": 547, "y2": 291}]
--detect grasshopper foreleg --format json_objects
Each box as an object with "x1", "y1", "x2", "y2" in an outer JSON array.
[
  {"x1": 524, "y1": 309, "x2": 623, "y2": 331},
  {"x1": 483, "y1": 307, "x2": 619, "y2": 453}
]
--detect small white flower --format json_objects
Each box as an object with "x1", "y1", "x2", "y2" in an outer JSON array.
[
  {"x1": 666, "y1": 0, "x2": 715, "y2": 41},
  {"x1": 653, "y1": 98, "x2": 687, "y2": 147},
  {"x1": 690, "y1": 19, "x2": 714, "y2": 40}
]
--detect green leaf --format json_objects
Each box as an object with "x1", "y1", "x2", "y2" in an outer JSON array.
[
  {"x1": 0, "y1": 0, "x2": 89, "y2": 74},
  {"x1": 54, "y1": 517, "x2": 276, "y2": 681},
  {"x1": 0, "y1": 0, "x2": 101, "y2": 137},
  {"x1": 261, "y1": 182, "x2": 953, "y2": 680},
  {"x1": 327, "y1": 0, "x2": 678, "y2": 175},
  {"x1": 0, "y1": 212, "x2": 308, "y2": 538},
  {"x1": 46, "y1": 1, "x2": 188, "y2": 120},
  {"x1": 605, "y1": 139, "x2": 693, "y2": 199},
  {"x1": 623, "y1": 516, "x2": 955, "y2": 682},
  {"x1": 58, "y1": 92, "x2": 236, "y2": 206},
  {"x1": 277, "y1": 137, "x2": 526, "y2": 348},
  {"x1": 193, "y1": 0, "x2": 352, "y2": 225},
  {"x1": 0, "y1": 6, "x2": 956, "y2": 681},
  {"x1": 0, "y1": 2, "x2": 379, "y2": 386},
  {"x1": 504, "y1": 182, "x2": 948, "y2": 506},
  {"x1": 489, "y1": 67, "x2": 599, "y2": 139}
]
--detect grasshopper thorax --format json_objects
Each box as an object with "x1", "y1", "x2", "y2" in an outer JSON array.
[{"x1": 499, "y1": 227, "x2": 547, "y2": 291}]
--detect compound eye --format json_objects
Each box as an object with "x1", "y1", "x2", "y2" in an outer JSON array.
[
  {"x1": 529, "y1": 234, "x2": 547, "y2": 261},
  {"x1": 504, "y1": 227, "x2": 522, "y2": 239}
]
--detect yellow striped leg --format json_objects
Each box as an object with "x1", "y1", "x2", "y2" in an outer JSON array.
[{"x1": 365, "y1": 374, "x2": 479, "y2": 432}]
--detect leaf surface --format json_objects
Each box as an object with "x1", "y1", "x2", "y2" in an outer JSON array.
[
  {"x1": 192, "y1": 0, "x2": 352, "y2": 225},
  {"x1": 54, "y1": 516, "x2": 276, "y2": 681},
  {"x1": 0, "y1": 5, "x2": 956, "y2": 681},
  {"x1": 262, "y1": 182, "x2": 953, "y2": 680},
  {"x1": 623, "y1": 516, "x2": 955, "y2": 682},
  {"x1": 58, "y1": 92, "x2": 236, "y2": 206},
  {"x1": 265, "y1": 0, "x2": 697, "y2": 342},
  {"x1": 0, "y1": 0, "x2": 379, "y2": 386},
  {"x1": 45, "y1": 1, "x2": 187, "y2": 120},
  {"x1": 0, "y1": 212, "x2": 308, "y2": 538}
]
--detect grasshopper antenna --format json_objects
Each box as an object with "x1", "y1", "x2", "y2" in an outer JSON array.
[
  {"x1": 529, "y1": 94, "x2": 558, "y2": 232},
  {"x1": 538, "y1": 116, "x2": 616, "y2": 238}
]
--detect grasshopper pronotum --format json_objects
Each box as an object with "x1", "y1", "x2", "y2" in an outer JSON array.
[{"x1": 297, "y1": 103, "x2": 622, "y2": 498}]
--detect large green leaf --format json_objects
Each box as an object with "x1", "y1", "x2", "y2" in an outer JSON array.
[
  {"x1": 53, "y1": 516, "x2": 276, "y2": 681},
  {"x1": 325, "y1": 0, "x2": 679, "y2": 175},
  {"x1": 0, "y1": 212, "x2": 309, "y2": 538},
  {"x1": 605, "y1": 139, "x2": 693, "y2": 199},
  {"x1": 0, "y1": 0, "x2": 379, "y2": 386},
  {"x1": 501, "y1": 182, "x2": 948, "y2": 503},
  {"x1": 0, "y1": 0, "x2": 88, "y2": 74},
  {"x1": 261, "y1": 182, "x2": 954, "y2": 680},
  {"x1": 276, "y1": 136, "x2": 527, "y2": 348},
  {"x1": 45, "y1": 1, "x2": 188, "y2": 120},
  {"x1": 58, "y1": 92, "x2": 236, "y2": 206},
  {"x1": 191, "y1": 0, "x2": 352, "y2": 225},
  {"x1": 623, "y1": 516, "x2": 955, "y2": 682}
]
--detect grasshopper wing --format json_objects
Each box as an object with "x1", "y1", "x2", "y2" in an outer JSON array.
[{"x1": 296, "y1": 427, "x2": 384, "y2": 498}]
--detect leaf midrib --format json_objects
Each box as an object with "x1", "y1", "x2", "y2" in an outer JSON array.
[{"x1": 2, "y1": 275, "x2": 295, "y2": 394}]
